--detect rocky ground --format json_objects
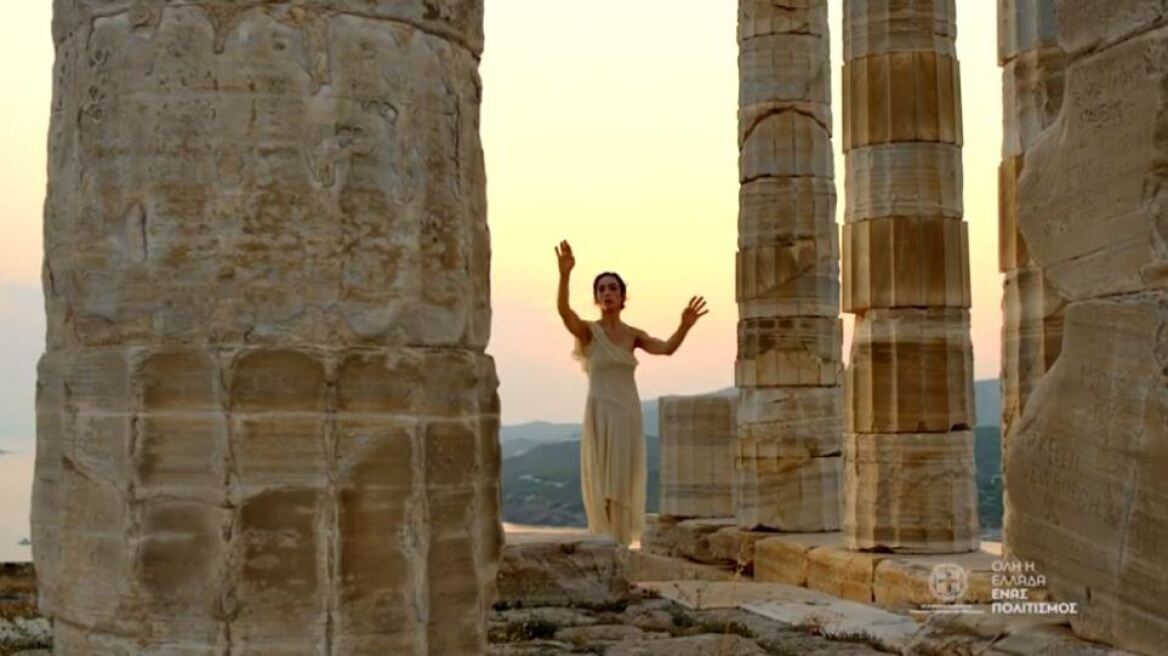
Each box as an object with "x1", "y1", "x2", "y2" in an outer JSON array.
[{"x1": 488, "y1": 586, "x2": 890, "y2": 655}]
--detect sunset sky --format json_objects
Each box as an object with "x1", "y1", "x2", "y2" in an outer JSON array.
[{"x1": 0, "y1": 1, "x2": 1002, "y2": 436}]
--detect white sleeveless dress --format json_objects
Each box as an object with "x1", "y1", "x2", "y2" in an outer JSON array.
[{"x1": 572, "y1": 321, "x2": 647, "y2": 546}]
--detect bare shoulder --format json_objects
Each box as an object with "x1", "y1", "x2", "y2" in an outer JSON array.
[{"x1": 625, "y1": 324, "x2": 648, "y2": 338}]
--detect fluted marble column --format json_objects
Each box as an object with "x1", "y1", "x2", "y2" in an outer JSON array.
[
  {"x1": 841, "y1": 0, "x2": 979, "y2": 553},
  {"x1": 33, "y1": 2, "x2": 500, "y2": 653},
  {"x1": 734, "y1": 0, "x2": 843, "y2": 531}
]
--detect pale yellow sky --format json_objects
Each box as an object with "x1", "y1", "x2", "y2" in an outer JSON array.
[{"x1": 0, "y1": 2, "x2": 1002, "y2": 429}]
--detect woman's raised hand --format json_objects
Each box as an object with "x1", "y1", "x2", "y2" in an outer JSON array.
[
  {"x1": 681, "y1": 296, "x2": 709, "y2": 328},
  {"x1": 555, "y1": 240, "x2": 576, "y2": 276}
]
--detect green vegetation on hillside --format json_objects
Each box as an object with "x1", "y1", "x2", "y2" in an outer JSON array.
[
  {"x1": 501, "y1": 436, "x2": 660, "y2": 526},
  {"x1": 975, "y1": 425, "x2": 1003, "y2": 533}
]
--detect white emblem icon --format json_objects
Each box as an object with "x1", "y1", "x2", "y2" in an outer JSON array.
[{"x1": 929, "y1": 563, "x2": 968, "y2": 603}]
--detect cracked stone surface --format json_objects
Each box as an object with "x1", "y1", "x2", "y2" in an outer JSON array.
[
  {"x1": 658, "y1": 395, "x2": 736, "y2": 518},
  {"x1": 1001, "y1": 2, "x2": 1168, "y2": 652},
  {"x1": 35, "y1": 1, "x2": 499, "y2": 653},
  {"x1": 487, "y1": 591, "x2": 887, "y2": 656},
  {"x1": 841, "y1": 0, "x2": 977, "y2": 554},
  {"x1": 997, "y1": 2, "x2": 1068, "y2": 491},
  {"x1": 735, "y1": 0, "x2": 842, "y2": 533}
]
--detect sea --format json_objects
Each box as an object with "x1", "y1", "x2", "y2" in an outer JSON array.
[{"x1": 0, "y1": 437, "x2": 33, "y2": 562}]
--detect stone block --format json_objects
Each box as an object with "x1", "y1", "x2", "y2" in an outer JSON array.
[
  {"x1": 844, "y1": 143, "x2": 963, "y2": 222},
  {"x1": 736, "y1": 387, "x2": 842, "y2": 458},
  {"x1": 38, "y1": 346, "x2": 499, "y2": 652},
  {"x1": 736, "y1": 242, "x2": 839, "y2": 319},
  {"x1": 0, "y1": 564, "x2": 38, "y2": 619},
  {"x1": 707, "y1": 527, "x2": 775, "y2": 575},
  {"x1": 622, "y1": 550, "x2": 736, "y2": 583},
  {"x1": 873, "y1": 558, "x2": 995, "y2": 610},
  {"x1": 44, "y1": 3, "x2": 492, "y2": 350},
  {"x1": 739, "y1": 0, "x2": 829, "y2": 42},
  {"x1": 842, "y1": 216, "x2": 970, "y2": 312},
  {"x1": 806, "y1": 546, "x2": 889, "y2": 604},
  {"x1": 753, "y1": 535, "x2": 826, "y2": 587},
  {"x1": 735, "y1": 452, "x2": 840, "y2": 532},
  {"x1": 735, "y1": 317, "x2": 842, "y2": 386},
  {"x1": 496, "y1": 540, "x2": 628, "y2": 607},
  {"x1": 739, "y1": 34, "x2": 830, "y2": 138},
  {"x1": 52, "y1": 1, "x2": 486, "y2": 56},
  {"x1": 1000, "y1": 265, "x2": 1065, "y2": 442},
  {"x1": 740, "y1": 112, "x2": 833, "y2": 182},
  {"x1": 998, "y1": 155, "x2": 1029, "y2": 271},
  {"x1": 643, "y1": 517, "x2": 736, "y2": 565},
  {"x1": 1056, "y1": 0, "x2": 1168, "y2": 58},
  {"x1": 1001, "y1": 47, "x2": 1066, "y2": 160},
  {"x1": 846, "y1": 309, "x2": 974, "y2": 433},
  {"x1": 843, "y1": 52, "x2": 962, "y2": 149},
  {"x1": 1018, "y1": 25, "x2": 1168, "y2": 300},
  {"x1": 738, "y1": 178, "x2": 836, "y2": 250},
  {"x1": 998, "y1": 0, "x2": 1059, "y2": 64},
  {"x1": 659, "y1": 395, "x2": 736, "y2": 518},
  {"x1": 1005, "y1": 294, "x2": 1168, "y2": 654},
  {"x1": 843, "y1": 432, "x2": 980, "y2": 554},
  {"x1": 843, "y1": 0, "x2": 957, "y2": 60}
]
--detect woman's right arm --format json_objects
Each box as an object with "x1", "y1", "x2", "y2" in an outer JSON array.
[{"x1": 556, "y1": 241, "x2": 591, "y2": 343}]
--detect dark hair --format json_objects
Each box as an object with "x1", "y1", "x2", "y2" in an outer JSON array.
[{"x1": 592, "y1": 272, "x2": 627, "y2": 309}]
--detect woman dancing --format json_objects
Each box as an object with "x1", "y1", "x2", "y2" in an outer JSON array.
[{"x1": 555, "y1": 239, "x2": 708, "y2": 546}]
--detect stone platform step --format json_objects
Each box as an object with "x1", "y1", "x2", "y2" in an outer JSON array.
[
  {"x1": 636, "y1": 580, "x2": 1139, "y2": 656},
  {"x1": 644, "y1": 515, "x2": 1024, "y2": 610}
]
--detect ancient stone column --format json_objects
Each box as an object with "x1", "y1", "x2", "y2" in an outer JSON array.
[
  {"x1": 997, "y1": 2, "x2": 1067, "y2": 556},
  {"x1": 734, "y1": 0, "x2": 843, "y2": 531},
  {"x1": 1004, "y1": 2, "x2": 1168, "y2": 652},
  {"x1": 841, "y1": 0, "x2": 979, "y2": 553},
  {"x1": 33, "y1": 2, "x2": 500, "y2": 653},
  {"x1": 659, "y1": 394, "x2": 736, "y2": 518}
]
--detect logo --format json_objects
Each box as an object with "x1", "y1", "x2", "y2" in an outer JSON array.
[{"x1": 929, "y1": 563, "x2": 968, "y2": 603}]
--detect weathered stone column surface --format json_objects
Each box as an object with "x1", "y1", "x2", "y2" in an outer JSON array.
[
  {"x1": 658, "y1": 394, "x2": 736, "y2": 518},
  {"x1": 34, "y1": 2, "x2": 500, "y2": 654},
  {"x1": 1004, "y1": 2, "x2": 1168, "y2": 652},
  {"x1": 997, "y1": 0, "x2": 1067, "y2": 460},
  {"x1": 735, "y1": 0, "x2": 841, "y2": 532},
  {"x1": 841, "y1": 0, "x2": 978, "y2": 554}
]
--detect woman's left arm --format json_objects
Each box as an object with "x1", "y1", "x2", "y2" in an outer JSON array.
[{"x1": 635, "y1": 296, "x2": 708, "y2": 355}]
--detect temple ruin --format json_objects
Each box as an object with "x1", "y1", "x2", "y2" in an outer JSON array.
[{"x1": 24, "y1": 0, "x2": 1168, "y2": 654}]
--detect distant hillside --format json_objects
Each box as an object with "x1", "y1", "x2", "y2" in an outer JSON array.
[
  {"x1": 501, "y1": 436, "x2": 660, "y2": 527},
  {"x1": 499, "y1": 422, "x2": 580, "y2": 458},
  {"x1": 974, "y1": 380, "x2": 1001, "y2": 428},
  {"x1": 974, "y1": 425, "x2": 1003, "y2": 533}
]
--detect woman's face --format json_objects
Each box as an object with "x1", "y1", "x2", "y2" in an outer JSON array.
[{"x1": 595, "y1": 275, "x2": 624, "y2": 311}]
